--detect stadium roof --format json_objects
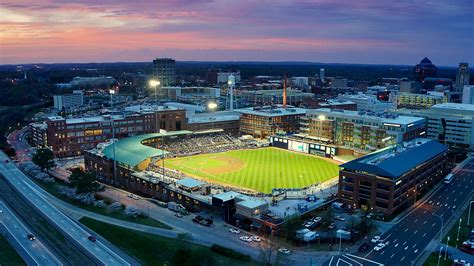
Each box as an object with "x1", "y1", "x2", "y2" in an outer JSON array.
[
  {"x1": 102, "y1": 130, "x2": 192, "y2": 167},
  {"x1": 340, "y1": 139, "x2": 447, "y2": 179}
]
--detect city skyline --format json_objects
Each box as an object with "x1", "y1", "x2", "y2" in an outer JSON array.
[{"x1": 1, "y1": 0, "x2": 473, "y2": 65}]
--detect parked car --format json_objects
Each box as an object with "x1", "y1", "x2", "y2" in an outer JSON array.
[
  {"x1": 334, "y1": 215, "x2": 346, "y2": 221},
  {"x1": 278, "y1": 248, "x2": 291, "y2": 255},
  {"x1": 371, "y1": 236, "x2": 381, "y2": 243},
  {"x1": 174, "y1": 213, "x2": 183, "y2": 218},
  {"x1": 88, "y1": 236, "x2": 97, "y2": 242},
  {"x1": 373, "y1": 243, "x2": 385, "y2": 251},
  {"x1": 229, "y1": 228, "x2": 240, "y2": 234},
  {"x1": 239, "y1": 236, "x2": 252, "y2": 242},
  {"x1": 27, "y1": 234, "x2": 35, "y2": 241},
  {"x1": 358, "y1": 243, "x2": 370, "y2": 252},
  {"x1": 251, "y1": 236, "x2": 261, "y2": 242},
  {"x1": 328, "y1": 223, "x2": 336, "y2": 230}
]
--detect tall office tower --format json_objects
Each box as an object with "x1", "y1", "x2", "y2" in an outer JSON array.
[
  {"x1": 414, "y1": 57, "x2": 437, "y2": 81},
  {"x1": 462, "y1": 85, "x2": 474, "y2": 104},
  {"x1": 152, "y1": 57, "x2": 176, "y2": 86},
  {"x1": 320, "y1": 68, "x2": 325, "y2": 81},
  {"x1": 455, "y1": 63, "x2": 470, "y2": 92}
]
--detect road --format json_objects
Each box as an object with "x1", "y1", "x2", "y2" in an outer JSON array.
[
  {"x1": 326, "y1": 156, "x2": 474, "y2": 266},
  {"x1": 0, "y1": 152, "x2": 132, "y2": 266},
  {"x1": 0, "y1": 201, "x2": 62, "y2": 266}
]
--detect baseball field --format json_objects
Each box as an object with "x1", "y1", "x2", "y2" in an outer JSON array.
[{"x1": 163, "y1": 147, "x2": 340, "y2": 193}]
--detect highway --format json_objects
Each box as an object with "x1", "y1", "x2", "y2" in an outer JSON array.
[
  {"x1": 326, "y1": 156, "x2": 474, "y2": 266},
  {"x1": 0, "y1": 152, "x2": 131, "y2": 266},
  {"x1": 0, "y1": 201, "x2": 62, "y2": 266}
]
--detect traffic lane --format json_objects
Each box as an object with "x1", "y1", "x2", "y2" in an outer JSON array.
[
  {"x1": 0, "y1": 155, "x2": 131, "y2": 266},
  {"x1": 0, "y1": 201, "x2": 62, "y2": 266},
  {"x1": 370, "y1": 171, "x2": 474, "y2": 263}
]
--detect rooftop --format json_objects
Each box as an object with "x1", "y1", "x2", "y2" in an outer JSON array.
[
  {"x1": 176, "y1": 178, "x2": 205, "y2": 189},
  {"x1": 236, "y1": 105, "x2": 307, "y2": 117},
  {"x1": 431, "y1": 103, "x2": 474, "y2": 112},
  {"x1": 341, "y1": 139, "x2": 447, "y2": 179},
  {"x1": 307, "y1": 108, "x2": 424, "y2": 125},
  {"x1": 188, "y1": 111, "x2": 240, "y2": 124},
  {"x1": 237, "y1": 199, "x2": 268, "y2": 209}
]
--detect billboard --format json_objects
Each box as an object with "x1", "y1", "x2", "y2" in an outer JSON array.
[{"x1": 288, "y1": 140, "x2": 309, "y2": 153}]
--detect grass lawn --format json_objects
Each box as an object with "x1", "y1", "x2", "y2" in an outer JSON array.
[
  {"x1": 442, "y1": 203, "x2": 474, "y2": 248},
  {"x1": 164, "y1": 147, "x2": 340, "y2": 193},
  {"x1": 0, "y1": 235, "x2": 26, "y2": 266},
  {"x1": 79, "y1": 217, "x2": 255, "y2": 266},
  {"x1": 33, "y1": 178, "x2": 171, "y2": 229},
  {"x1": 423, "y1": 252, "x2": 453, "y2": 266}
]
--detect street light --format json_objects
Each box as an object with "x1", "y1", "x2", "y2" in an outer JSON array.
[
  {"x1": 437, "y1": 246, "x2": 443, "y2": 266},
  {"x1": 456, "y1": 218, "x2": 462, "y2": 247},
  {"x1": 444, "y1": 236, "x2": 450, "y2": 260},
  {"x1": 207, "y1": 101, "x2": 218, "y2": 111}
]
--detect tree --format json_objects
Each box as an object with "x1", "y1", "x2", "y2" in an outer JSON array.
[
  {"x1": 258, "y1": 234, "x2": 282, "y2": 266},
  {"x1": 32, "y1": 148, "x2": 55, "y2": 172},
  {"x1": 69, "y1": 168, "x2": 100, "y2": 194}
]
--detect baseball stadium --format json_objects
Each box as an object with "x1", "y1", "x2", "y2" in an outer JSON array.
[{"x1": 88, "y1": 130, "x2": 340, "y2": 194}]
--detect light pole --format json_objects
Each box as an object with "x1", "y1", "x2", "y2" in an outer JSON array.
[
  {"x1": 149, "y1": 79, "x2": 160, "y2": 133},
  {"x1": 468, "y1": 201, "x2": 474, "y2": 226},
  {"x1": 207, "y1": 101, "x2": 218, "y2": 129},
  {"x1": 444, "y1": 236, "x2": 450, "y2": 260},
  {"x1": 456, "y1": 218, "x2": 462, "y2": 248},
  {"x1": 437, "y1": 246, "x2": 443, "y2": 266},
  {"x1": 110, "y1": 89, "x2": 119, "y2": 202}
]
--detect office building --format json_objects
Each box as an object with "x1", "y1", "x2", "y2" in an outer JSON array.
[
  {"x1": 45, "y1": 106, "x2": 186, "y2": 157},
  {"x1": 462, "y1": 85, "x2": 474, "y2": 104},
  {"x1": 53, "y1": 90, "x2": 84, "y2": 110},
  {"x1": 414, "y1": 57, "x2": 437, "y2": 81},
  {"x1": 338, "y1": 138, "x2": 448, "y2": 217},
  {"x1": 300, "y1": 109, "x2": 426, "y2": 151},
  {"x1": 217, "y1": 71, "x2": 241, "y2": 84},
  {"x1": 162, "y1": 86, "x2": 220, "y2": 103},
  {"x1": 330, "y1": 77, "x2": 348, "y2": 90},
  {"x1": 338, "y1": 93, "x2": 395, "y2": 113},
  {"x1": 320, "y1": 68, "x2": 325, "y2": 81},
  {"x1": 291, "y1": 77, "x2": 309, "y2": 87},
  {"x1": 390, "y1": 92, "x2": 447, "y2": 109},
  {"x1": 187, "y1": 111, "x2": 241, "y2": 134},
  {"x1": 396, "y1": 103, "x2": 474, "y2": 151},
  {"x1": 312, "y1": 99, "x2": 357, "y2": 111},
  {"x1": 236, "y1": 105, "x2": 306, "y2": 138},
  {"x1": 399, "y1": 78, "x2": 412, "y2": 93},
  {"x1": 153, "y1": 57, "x2": 176, "y2": 86},
  {"x1": 28, "y1": 122, "x2": 48, "y2": 147},
  {"x1": 455, "y1": 63, "x2": 470, "y2": 91},
  {"x1": 70, "y1": 76, "x2": 116, "y2": 87},
  {"x1": 240, "y1": 89, "x2": 313, "y2": 106}
]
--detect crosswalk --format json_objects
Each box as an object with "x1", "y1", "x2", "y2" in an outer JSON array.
[{"x1": 327, "y1": 254, "x2": 383, "y2": 266}]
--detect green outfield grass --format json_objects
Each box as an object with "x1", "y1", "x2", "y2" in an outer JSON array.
[{"x1": 164, "y1": 147, "x2": 340, "y2": 193}]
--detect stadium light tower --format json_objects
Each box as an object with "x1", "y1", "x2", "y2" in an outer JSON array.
[
  {"x1": 109, "y1": 89, "x2": 119, "y2": 201},
  {"x1": 149, "y1": 79, "x2": 160, "y2": 133}
]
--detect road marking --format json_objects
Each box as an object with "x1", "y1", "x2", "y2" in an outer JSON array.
[
  {"x1": 414, "y1": 219, "x2": 418, "y2": 223},
  {"x1": 414, "y1": 249, "x2": 418, "y2": 253},
  {"x1": 346, "y1": 254, "x2": 383, "y2": 266},
  {"x1": 394, "y1": 243, "x2": 399, "y2": 247},
  {"x1": 391, "y1": 253, "x2": 395, "y2": 258},
  {"x1": 404, "y1": 228, "x2": 408, "y2": 232},
  {"x1": 380, "y1": 251, "x2": 385, "y2": 255},
  {"x1": 412, "y1": 244, "x2": 416, "y2": 248},
  {"x1": 342, "y1": 255, "x2": 363, "y2": 266},
  {"x1": 329, "y1": 256, "x2": 334, "y2": 265},
  {"x1": 432, "y1": 222, "x2": 436, "y2": 227},
  {"x1": 423, "y1": 210, "x2": 427, "y2": 214},
  {"x1": 402, "y1": 241, "x2": 407, "y2": 245},
  {"x1": 401, "y1": 256, "x2": 405, "y2": 261},
  {"x1": 414, "y1": 230, "x2": 417, "y2": 235},
  {"x1": 404, "y1": 246, "x2": 408, "y2": 250},
  {"x1": 423, "y1": 221, "x2": 427, "y2": 225},
  {"x1": 423, "y1": 233, "x2": 427, "y2": 237}
]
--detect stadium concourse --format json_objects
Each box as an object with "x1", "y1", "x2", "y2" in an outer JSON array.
[{"x1": 84, "y1": 130, "x2": 342, "y2": 232}]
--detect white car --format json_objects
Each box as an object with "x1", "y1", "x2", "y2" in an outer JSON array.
[
  {"x1": 278, "y1": 248, "x2": 291, "y2": 255},
  {"x1": 371, "y1": 236, "x2": 381, "y2": 243},
  {"x1": 229, "y1": 228, "x2": 241, "y2": 234},
  {"x1": 250, "y1": 236, "x2": 261, "y2": 242},
  {"x1": 239, "y1": 236, "x2": 252, "y2": 242},
  {"x1": 374, "y1": 243, "x2": 386, "y2": 251},
  {"x1": 334, "y1": 215, "x2": 346, "y2": 221},
  {"x1": 313, "y1": 216, "x2": 322, "y2": 222}
]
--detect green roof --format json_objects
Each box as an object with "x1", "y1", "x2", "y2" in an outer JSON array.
[{"x1": 103, "y1": 131, "x2": 192, "y2": 167}]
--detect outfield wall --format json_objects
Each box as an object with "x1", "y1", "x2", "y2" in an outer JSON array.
[{"x1": 270, "y1": 136, "x2": 337, "y2": 157}]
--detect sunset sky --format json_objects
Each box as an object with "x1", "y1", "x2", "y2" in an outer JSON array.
[{"x1": 0, "y1": 0, "x2": 473, "y2": 65}]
